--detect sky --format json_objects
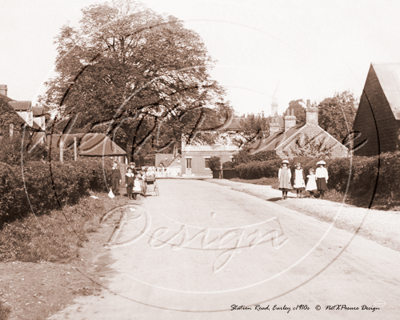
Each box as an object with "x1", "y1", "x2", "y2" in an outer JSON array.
[{"x1": 1, "y1": 0, "x2": 400, "y2": 116}]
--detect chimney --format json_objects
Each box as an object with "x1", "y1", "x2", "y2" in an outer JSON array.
[
  {"x1": 269, "y1": 117, "x2": 280, "y2": 134},
  {"x1": 271, "y1": 98, "x2": 278, "y2": 117},
  {"x1": 0, "y1": 84, "x2": 7, "y2": 96},
  {"x1": 284, "y1": 108, "x2": 296, "y2": 131},
  {"x1": 306, "y1": 99, "x2": 318, "y2": 126}
]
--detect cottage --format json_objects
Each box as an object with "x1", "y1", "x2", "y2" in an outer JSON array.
[
  {"x1": 180, "y1": 117, "x2": 241, "y2": 177},
  {"x1": 352, "y1": 63, "x2": 400, "y2": 156},
  {"x1": 248, "y1": 100, "x2": 348, "y2": 159},
  {"x1": 155, "y1": 153, "x2": 182, "y2": 177},
  {"x1": 0, "y1": 85, "x2": 40, "y2": 141}
]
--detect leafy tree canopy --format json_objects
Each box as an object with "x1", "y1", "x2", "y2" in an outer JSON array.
[
  {"x1": 317, "y1": 91, "x2": 357, "y2": 142},
  {"x1": 283, "y1": 99, "x2": 306, "y2": 125},
  {"x1": 40, "y1": 0, "x2": 230, "y2": 162}
]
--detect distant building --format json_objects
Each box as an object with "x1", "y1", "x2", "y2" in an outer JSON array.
[
  {"x1": 248, "y1": 100, "x2": 348, "y2": 159},
  {"x1": 180, "y1": 117, "x2": 241, "y2": 177},
  {"x1": 352, "y1": 63, "x2": 400, "y2": 156},
  {"x1": 0, "y1": 85, "x2": 41, "y2": 142}
]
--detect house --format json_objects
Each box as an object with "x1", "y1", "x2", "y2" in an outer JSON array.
[
  {"x1": 45, "y1": 133, "x2": 127, "y2": 160},
  {"x1": 352, "y1": 63, "x2": 400, "y2": 156},
  {"x1": 0, "y1": 85, "x2": 40, "y2": 141},
  {"x1": 248, "y1": 100, "x2": 348, "y2": 159},
  {"x1": 155, "y1": 153, "x2": 182, "y2": 177},
  {"x1": 181, "y1": 118, "x2": 241, "y2": 177}
]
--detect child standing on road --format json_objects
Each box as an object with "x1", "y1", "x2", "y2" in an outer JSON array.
[
  {"x1": 278, "y1": 160, "x2": 291, "y2": 200},
  {"x1": 316, "y1": 160, "x2": 329, "y2": 199},
  {"x1": 306, "y1": 168, "x2": 317, "y2": 197},
  {"x1": 293, "y1": 163, "x2": 306, "y2": 198},
  {"x1": 125, "y1": 167, "x2": 135, "y2": 200},
  {"x1": 132, "y1": 174, "x2": 142, "y2": 200}
]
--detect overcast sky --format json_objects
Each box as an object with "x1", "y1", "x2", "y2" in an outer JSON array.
[{"x1": 1, "y1": 0, "x2": 400, "y2": 116}]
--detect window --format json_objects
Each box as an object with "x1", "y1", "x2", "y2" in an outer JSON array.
[
  {"x1": 186, "y1": 158, "x2": 192, "y2": 169},
  {"x1": 205, "y1": 157, "x2": 211, "y2": 168}
]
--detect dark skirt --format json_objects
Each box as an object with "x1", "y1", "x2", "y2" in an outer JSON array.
[
  {"x1": 317, "y1": 178, "x2": 328, "y2": 191},
  {"x1": 126, "y1": 185, "x2": 133, "y2": 195}
]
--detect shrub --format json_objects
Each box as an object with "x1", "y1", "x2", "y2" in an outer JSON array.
[
  {"x1": 222, "y1": 161, "x2": 235, "y2": 169},
  {"x1": 208, "y1": 156, "x2": 221, "y2": 171},
  {"x1": 234, "y1": 152, "x2": 400, "y2": 205},
  {"x1": 0, "y1": 157, "x2": 113, "y2": 227}
]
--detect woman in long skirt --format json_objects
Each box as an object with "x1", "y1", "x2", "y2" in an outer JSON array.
[
  {"x1": 110, "y1": 162, "x2": 121, "y2": 196},
  {"x1": 278, "y1": 160, "x2": 291, "y2": 200},
  {"x1": 316, "y1": 160, "x2": 328, "y2": 199}
]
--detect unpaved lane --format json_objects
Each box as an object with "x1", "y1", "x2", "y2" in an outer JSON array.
[{"x1": 48, "y1": 179, "x2": 400, "y2": 319}]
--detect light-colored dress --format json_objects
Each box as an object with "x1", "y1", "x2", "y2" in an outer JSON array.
[
  {"x1": 306, "y1": 174, "x2": 317, "y2": 191},
  {"x1": 293, "y1": 169, "x2": 305, "y2": 189},
  {"x1": 278, "y1": 167, "x2": 291, "y2": 190}
]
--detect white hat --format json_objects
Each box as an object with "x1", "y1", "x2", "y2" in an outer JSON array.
[
  {"x1": 317, "y1": 160, "x2": 326, "y2": 165},
  {"x1": 282, "y1": 160, "x2": 289, "y2": 164}
]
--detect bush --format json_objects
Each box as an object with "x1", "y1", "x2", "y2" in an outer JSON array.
[
  {"x1": 234, "y1": 152, "x2": 400, "y2": 205},
  {"x1": 0, "y1": 157, "x2": 113, "y2": 227},
  {"x1": 208, "y1": 156, "x2": 221, "y2": 171},
  {"x1": 222, "y1": 161, "x2": 235, "y2": 169}
]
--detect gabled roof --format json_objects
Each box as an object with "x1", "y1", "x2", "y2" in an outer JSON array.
[
  {"x1": 225, "y1": 117, "x2": 242, "y2": 131},
  {"x1": 0, "y1": 93, "x2": 12, "y2": 103},
  {"x1": 372, "y1": 63, "x2": 400, "y2": 119},
  {"x1": 9, "y1": 101, "x2": 32, "y2": 111},
  {"x1": 47, "y1": 133, "x2": 126, "y2": 156},
  {"x1": 247, "y1": 124, "x2": 304, "y2": 154},
  {"x1": 32, "y1": 106, "x2": 45, "y2": 116}
]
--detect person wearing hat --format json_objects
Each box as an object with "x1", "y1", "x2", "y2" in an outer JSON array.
[
  {"x1": 316, "y1": 160, "x2": 328, "y2": 199},
  {"x1": 110, "y1": 161, "x2": 122, "y2": 196},
  {"x1": 129, "y1": 162, "x2": 138, "y2": 175},
  {"x1": 125, "y1": 167, "x2": 135, "y2": 200},
  {"x1": 278, "y1": 160, "x2": 292, "y2": 200}
]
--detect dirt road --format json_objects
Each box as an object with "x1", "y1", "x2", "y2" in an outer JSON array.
[{"x1": 48, "y1": 179, "x2": 400, "y2": 319}]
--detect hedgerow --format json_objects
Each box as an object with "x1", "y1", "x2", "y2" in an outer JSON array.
[
  {"x1": 234, "y1": 152, "x2": 400, "y2": 204},
  {"x1": 0, "y1": 158, "x2": 113, "y2": 227}
]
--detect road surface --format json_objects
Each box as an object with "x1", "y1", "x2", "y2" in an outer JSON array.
[{"x1": 48, "y1": 179, "x2": 400, "y2": 319}]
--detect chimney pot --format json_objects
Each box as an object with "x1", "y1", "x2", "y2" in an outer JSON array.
[
  {"x1": 306, "y1": 100, "x2": 318, "y2": 126},
  {"x1": 0, "y1": 84, "x2": 7, "y2": 97}
]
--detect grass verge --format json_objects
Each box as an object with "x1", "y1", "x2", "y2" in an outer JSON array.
[{"x1": 0, "y1": 191, "x2": 131, "y2": 320}]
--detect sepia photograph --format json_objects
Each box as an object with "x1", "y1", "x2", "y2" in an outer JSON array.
[{"x1": 0, "y1": 0, "x2": 399, "y2": 319}]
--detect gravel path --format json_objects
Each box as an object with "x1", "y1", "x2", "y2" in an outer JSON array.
[{"x1": 207, "y1": 179, "x2": 400, "y2": 252}]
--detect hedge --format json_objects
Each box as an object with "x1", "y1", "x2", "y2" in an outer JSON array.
[
  {"x1": 235, "y1": 152, "x2": 400, "y2": 204},
  {"x1": 0, "y1": 158, "x2": 113, "y2": 226}
]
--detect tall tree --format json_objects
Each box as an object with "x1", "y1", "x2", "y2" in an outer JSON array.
[
  {"x1": 238, "y1": 113, "x2": 269, "y2": 146},
  {"x1": 283, "y1": 99, "x2": 306, "y2": 125},
  {"x1": 318, "y1": 91, "x2": 357, "y2": 142},
  {"x1": 40, "y1": 0, "x2": 228, "y2": 162}
]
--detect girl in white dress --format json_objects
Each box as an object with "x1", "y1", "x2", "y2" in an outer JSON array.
[
  {"x1": 293, "y1": 163, "x2": 306, "y2": 198},
  {"x1": 306, "y1": 168, "x2": 317, "y2": 197}
]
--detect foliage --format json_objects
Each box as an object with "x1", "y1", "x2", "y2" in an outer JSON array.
[
  {"x1": 222, "y1": 161, "x2": 235, "y2": 169},
  {"x1": 208, "y1": 156, "x2": 221, "y2": 172},
  {"x1": 0, "y1": 192, "x2": 129, "y2": 263},
  {"x1": 283, "y1": 100, "x2": 306, "y2": 125},
  {"x1": 0, "y1": 135, "x2": 48, "y2": 165},
  {"x1": 233, "y1": 149, "x2": 278, "y2": 166},
  {"x1": 282, "y1": 133, "x2": 334, "y2": 158},
  {"x1": 40, "y1": 0, "x2": 229, "y2": 162},
  {"x1": 0, "y1": 158, "x2": 113, "y2": 227},
  {"x1": 234, "y1": 152, "x2": 400, "y2": 206},
  {"x1": 318, "y1": 91, "x2": 357, "y2": 142},
  {"x1": 238, "y1": 113, "x2": 270, "y2": 146}
]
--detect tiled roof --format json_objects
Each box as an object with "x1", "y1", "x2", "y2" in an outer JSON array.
[
  {"x1": 247, "y1": 124, "x2": 304, "y2": 154},
  {"x1": 47, "y1": 133, "x2": 126, "y2": 156},
  {"x1": 372, "y1": 63, "x2": 400, "y2": 120},
  {"x1": 32, "y1": 106, "x2": 45, "y2": 116},
  {"x1": 224, "y1": 117, "x2": 242, "y2": 131},
  {"x1": 0, "y1": 93, "x2": 13, "y2": 103},
  {"x1": 9, "y1": 101, "x2": 32, "y2": 111}
]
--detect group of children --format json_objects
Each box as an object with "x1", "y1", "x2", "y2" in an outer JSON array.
[
  {"x1": 110, "y1": 162, "x2": 146, "y2": 200},
  {"x1": 278, "y1": 160, "x2": 329, "y2": 200}
]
